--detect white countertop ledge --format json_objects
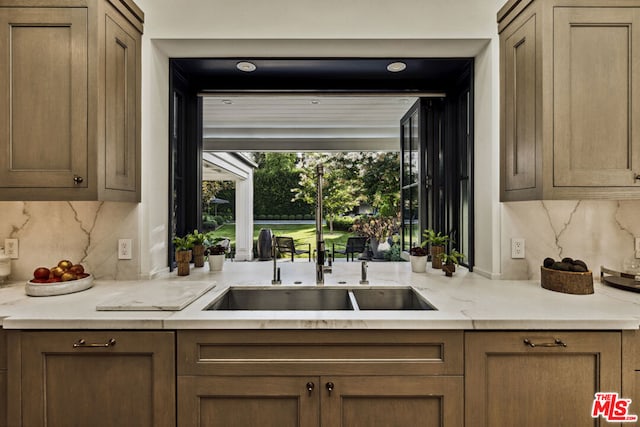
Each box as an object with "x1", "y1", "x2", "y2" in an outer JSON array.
[{"x1": 0, "y1": 262, "x2": 638, "y2": 330}]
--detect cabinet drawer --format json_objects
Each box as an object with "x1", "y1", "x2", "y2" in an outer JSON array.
[{"x1": 178, "y1": 330, "x2": 463, "y2": 376}]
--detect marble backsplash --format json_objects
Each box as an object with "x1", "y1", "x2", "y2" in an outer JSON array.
[
  {"x1": 501, "y1": 200, "x2": 640, "y2": 280},
  {"x1": 0, "y1": 201, "x2": 140, "y2": 281}
]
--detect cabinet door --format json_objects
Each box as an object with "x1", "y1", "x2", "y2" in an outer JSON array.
[
  {"x1": 322, "y1": 376, "x2": 463, "y2": 427},
  {"x1": 178, "y1": 376, "x2": 319, "y2": 427},
  {"x1": 104, "y1": 6, "x2": 140, "y2": 194},
  {"x1": 466, "y1": 331, "x2": 621, "y2": 427},
  {"x1": 17, "y1": 331, "x2": 175, "y2": 427},
  {"x1": 0, "y1": 329, "x2": 5, "y2": 427},
  {"x1": 554, "y1": 8, "x2": 640, "y2": 187},
  {"x1": 0, "y1": 8, "x2": 88, "y2": 189},
  {"x1": 501, "y1": 13, "x2": 538, "y2": 194},
  {"x1": 623, "y1": 330, "x2": 640, "y2": 418}
]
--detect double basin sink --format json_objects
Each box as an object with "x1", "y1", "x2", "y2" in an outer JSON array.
[{"x1": 205, "y1": 286, "x2": 436, "y2": 311}]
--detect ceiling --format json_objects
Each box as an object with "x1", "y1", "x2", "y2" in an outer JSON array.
[{"x1": 202, "y1": 95, "x2": 420, "y2": 152}]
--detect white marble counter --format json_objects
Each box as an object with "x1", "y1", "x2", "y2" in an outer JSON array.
[{"x1": 0, "y1": 261, "x2": 638, "y2": 330}]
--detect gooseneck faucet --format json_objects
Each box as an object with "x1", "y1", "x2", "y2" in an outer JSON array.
[{"x1": 316, "y1": 164, "x2": 331, "y2": 285}]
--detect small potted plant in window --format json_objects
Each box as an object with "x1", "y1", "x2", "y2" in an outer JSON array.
[
  {"x1": 408, "y1": 245, "x2": 428, "y2": 273},
  {"x1": 188, "y1": 229, "x2": 206, "y2": 268},
  {"x1": 173, "y1": 235, "x2": 194, "y2": 276},
  {"x1": 439, "y1": 250, "x2": 464, "y2": 277},
  {"x1": 205, "y1": 234, "x2": 229, "y2": 272},
  {"x1": 423, "y1": 229, "x2": 449, "y2": 269}
]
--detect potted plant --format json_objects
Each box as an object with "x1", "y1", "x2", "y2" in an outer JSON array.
[
  {"x1": 423, "y1": 229, "x2": 449, "y2": 269},
  {"x1": 352, "y1": 215, "x2": 399, "y2": 259},
  {"x1": 188, "y1": 229, "x2": 206, "y2": 268},
  {"x1": 205, "y1": 234, "x2": 229, "y2": 271},
  {"x1": 408, "y1": 246, "x2": 428, "y2": 273},
  {"x1": 439, "y1": 250, "x2": 464, "y2": 277},
  {"x1": 172, "y1": 235, "x2": 193, "y2": 276}
]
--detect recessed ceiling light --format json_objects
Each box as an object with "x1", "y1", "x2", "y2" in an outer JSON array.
[
  {"x1": 311, "y1": 100, "x2": 320, "y2": 104},
  {"x1": 236, "y1": 61, "x2": 257, "y2": 72},
  {"x1": 221, "y1": 99, "x2": 233, "y2": 105},
  {"x1": 387, "y1": 61, "x2": 407, "y2": 73}
]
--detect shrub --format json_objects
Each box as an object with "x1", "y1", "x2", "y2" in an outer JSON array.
[
  {"x1": 258, "y1": 214, "x2": 266, "y2": 220},
  {"x1": 295, "y1": 214, "x2": 303, "y2": 220},
  {"x1": 332, "y1": 216, "x2": 355, "y2": 232},
  {"x1": 267, "y1": 214, "x2": 274, "y2": 220},
  {"x1": 213, "y1": 215, "x2": 225, "y2": 226},
  {"x1": 303, "y1": 214, "x2": 312, "y2": 220},
  {"x1": 202, "y1": 220, "x2": 218, "y2": 231}
]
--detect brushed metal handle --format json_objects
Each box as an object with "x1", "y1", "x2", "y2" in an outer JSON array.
[
  {"x1": 73, "y1": 338, "x2": 116, "y2": 348},
  {"x1": 306, "y1": 382, "x2": 315, "y2": 396},
  {"x1": 73, "y1": 175, "x2": 84, "y2": 184},
  {"x1": 326, "y1": 382, "x2": 334, "y2": 395},
  {"x1": 523, "y1": 338, "x2": 566, "y2": 348}
]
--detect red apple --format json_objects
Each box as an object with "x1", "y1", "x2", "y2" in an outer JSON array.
[
  {"x1": 47, "y1": 277, "x2": 62, "y2": 283},
  {"x1": 77, "y1": 273, "x2": 90, "y2": 279},
  {"x1": 33, "y1": 267, "x2": 50, "y2": 280},
  {"x1": 69, "y1": 264, "x2": 84, "y2": 275},
  {"x1": 30, "y1": 278, "x2": 47, "y2": 283}
]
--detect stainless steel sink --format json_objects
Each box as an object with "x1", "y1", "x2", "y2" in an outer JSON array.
[
  {"x1": 204, "y1": 286, "x2": 436, "y2": 311},
  {"x1": 352, "y1": 287, "x2": 436, "y2": 310},
  {"x1": 204, "y1": 287, "x2": 354, "y2": 311}
]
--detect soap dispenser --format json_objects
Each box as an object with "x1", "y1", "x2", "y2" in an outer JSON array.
[{"x1": 0, "y1": 248, "x2": 10, "y2": 284}]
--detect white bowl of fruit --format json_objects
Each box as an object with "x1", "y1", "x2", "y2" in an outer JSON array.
[{"x1": 26, "y1": 260, "x2": 93, "y2": 296}]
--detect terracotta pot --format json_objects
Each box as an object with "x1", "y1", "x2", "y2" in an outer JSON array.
[
  {"x1": 410, "y1": 255, "x2": 427, "y2": 273},
  {"x1": 208, "y1": 254, "x2": 225, "y2": 271},
  {"x1": 431, "y1": 245, "x2": 444, "y2": 269},
  {"x1": 175, "y1": 250, "x2": 192, "y2": 276},
  {"x1": 192, "y1": 244, "x2": 205, "y2": 267}
]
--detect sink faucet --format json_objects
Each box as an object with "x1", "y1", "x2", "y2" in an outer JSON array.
[
  {"x1": 315, "y1": 164, "x2": 331, "y2": 285},
  {"x1": 360, "y1": 261, "x2": 369, "y2": 285},
  {"x1": 271, "y1": 235, "x2": 281, "y2": 285}
]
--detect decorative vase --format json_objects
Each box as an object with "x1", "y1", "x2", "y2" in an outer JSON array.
[
  {"x1": 175, "y1": 250, "x2": 192, "y2": 276},
  {"x1": 410, "y1": 255, "x2": 427, "y2": 273},
  {"x1": 431, "y1": 245, "x2": 444, "y2": 269},
  {"x1": 208, "y1": 254, "x2": 225, "y2": 271},
  {"x1": 442, "y1": 263, "x2": 456, "y2": 277},
  {"x1": 192, "y1": 244, "x2": 205, "y2": 267}
]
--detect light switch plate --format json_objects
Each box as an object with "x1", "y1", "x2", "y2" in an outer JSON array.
[
  {"x1": 511, "y1": 238, "x2": 525, "y2": 259},
  {"x1": 118, "y1": 239, "x2": 132, "y2": 260},
  {"x1": 4, "y1": 238, "x2": 18, "y2": 259}
]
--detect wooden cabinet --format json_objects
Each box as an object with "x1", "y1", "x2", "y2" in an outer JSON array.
[
  {"x1": 0, "y1": 329, "x2": 6, "y2": 427},
  {"x1": 7, "y1": 330, "x2": 175, "y2": 427},
  {"x1": 623, "y1": 330, "x2": 640, "y2": 417},
  {"x1": 499, "y1": 0, "x2": 640, "y2": 201},
  {"x1": 465, "y1": 331, "x2": 622, "y2": 427},
  {"x1": 0, "y1": 0, "x2": 143, "y2": 201},
  {"x1": 177, "y1": 330, "x2": 464, "y2": 427}
]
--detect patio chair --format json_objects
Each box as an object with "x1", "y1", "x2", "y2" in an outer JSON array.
[
  {"x1": 332, "y1": 236, "x2": 369, "y2": 262},
  {"x1": 274, "y1": 236, "x2": 311, "y2": 262}
]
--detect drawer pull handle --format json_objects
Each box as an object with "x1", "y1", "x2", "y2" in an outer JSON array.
[
  {"x1": 523, "y1": 338, "x2": 566, "y2": 348},
  {"x1": 326, "y1": 382, "x2": 334, "y2": 395},
  {"x1": 306, "y1": 382, "x2": 315, "y2": 396},
  {"x1": 635, "y1": 173, "x2": 640, "y2": 182},
  {"x1": 73, "y1": 338, "x2": 116, "y2": 348}
]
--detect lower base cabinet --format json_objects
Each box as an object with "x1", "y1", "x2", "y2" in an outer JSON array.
[
  {"x1": 0, "y1": 328, "x2": 6, "y2": 427},
  {"x1": 177, "y1": 330, "x2": 464, "y2": 427},
  {"x1": 178, "y1": 375, "x2": 463, "y2": 427},
  {"x1": 623, "y1": 330, "x2": 640, "y2": 418},
  {"x1": 7, "y1": 331, "x2": 175, "y2": 427},
  {"x1": 465, "y1": 331, "x2": 622, "y2": 427}
]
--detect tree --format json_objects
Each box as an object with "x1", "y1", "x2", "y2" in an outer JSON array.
[
  {"x1": 360, "y1": 152, "x2": 400, "y2": 217},
  {"x1": 292, "y1": 153, "x2": 365, "y2": 231}
]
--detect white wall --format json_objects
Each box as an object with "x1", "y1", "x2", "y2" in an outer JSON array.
[{"x1": 134, "y1": 0, "x2": 506, "y2": 277}]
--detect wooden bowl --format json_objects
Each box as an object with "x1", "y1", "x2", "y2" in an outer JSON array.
[{"x1": 540, "y1": 266, "x2": 593, "y2": 295}]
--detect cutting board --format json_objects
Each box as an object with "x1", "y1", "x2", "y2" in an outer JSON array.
[{"x1": 96, "y1": 281, "x2": 215, "y2": 311}]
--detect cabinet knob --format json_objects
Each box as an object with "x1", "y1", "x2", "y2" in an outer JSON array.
[
  {"x1": 73, "y1": 175, "x2": 84, "y2": 184},
  {"x1": 326, "y1": 382, "x2": 334, "y2": 395},
  {"x1": 306, "y1": 382, "x2": 315, "y2": 396}
]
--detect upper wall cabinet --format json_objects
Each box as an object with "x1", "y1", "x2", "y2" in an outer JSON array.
[
  {"x1": 0, "y1": 0, "x2": 143, "y2": 202},
  {"x1": 499, "y1": 0, "x2": 640, "y2": 201}
]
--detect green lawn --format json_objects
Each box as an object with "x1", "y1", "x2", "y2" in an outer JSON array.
[{"x1": 207, "y1": 223, "x2": 355, "y2": 260}]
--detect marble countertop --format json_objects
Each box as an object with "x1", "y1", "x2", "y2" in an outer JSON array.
[{"x1": 0, "y1": 261, "x2": 638, "y2": 330}]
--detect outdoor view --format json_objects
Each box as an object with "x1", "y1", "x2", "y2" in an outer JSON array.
[{"x1": 204, "y1": 151, "x2": 403, "y2": 261}]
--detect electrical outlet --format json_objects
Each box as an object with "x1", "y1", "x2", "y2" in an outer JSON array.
[
  {"x1": 118, "y1": 239, "x2": 132, "y2": 260},
  {"x1": 4, "y1": 238, "x2": 18, "y2": 259},
  {"x1": 635, "y1": 237, "x2": 640, "y2": 258},
  {"x1": 511, "y1": 238, "x2": 525, "y2": 259}
]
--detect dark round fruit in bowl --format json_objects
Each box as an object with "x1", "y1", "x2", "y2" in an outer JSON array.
[
  {"x1": 555, "y1": 262, "x2": 572, "y2": 271},
  {"x1": 573, "y1": 259, "x2": 588, "y2": 270},
  {"x1": 561, "y1": 257, "x2": 574, "y2": 264},
  {"x1": 543, "y1": 257, "x2": 555, "y2": 268},
  {"x1": 570, "y1": 264, "x2": 588, "y2": 272},
  {"x1": 551, "y1": 261, "x2": 563, "y2": 270}
]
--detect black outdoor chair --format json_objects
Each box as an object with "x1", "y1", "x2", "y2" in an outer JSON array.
[
  {"x1": 332, "y1": 236, "x2": 369, "y2": 262},
  {"x1": 274, "y1": 236, "x2": 311, "y2": 262}
]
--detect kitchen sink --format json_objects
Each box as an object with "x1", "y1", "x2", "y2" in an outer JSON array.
[{"x1": 204, "y1": 286, "x2": 436, "y2": 311}]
